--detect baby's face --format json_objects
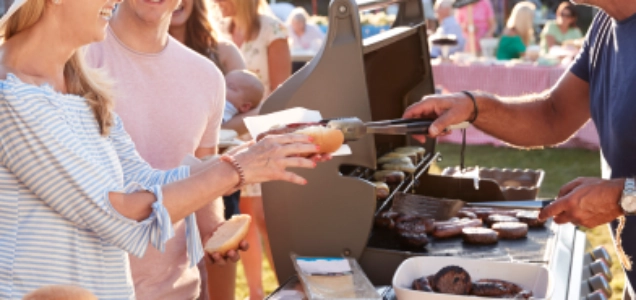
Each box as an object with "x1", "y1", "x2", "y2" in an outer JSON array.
[{"x1": 226, "y1": 78, "x2": 254, "y2": 113}]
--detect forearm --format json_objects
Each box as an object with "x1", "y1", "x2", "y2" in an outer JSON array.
[
  {"x1": 110, "y1": 160, "x2": 239, "y2": 223},
  {"x1": 472, "y1": 92, "x2": 583, "y2": 147}
]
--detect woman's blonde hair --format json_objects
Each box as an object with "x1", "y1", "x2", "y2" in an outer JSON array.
[
  {"x1": 5, "y1": 0, "x2": 114, "y2": 135},
  {"x1": 506, "y1": 2, "x2": 535, "y2": 46},
  {"x1": 229, "y1": 0, "x2": 270, "y2": 41}
]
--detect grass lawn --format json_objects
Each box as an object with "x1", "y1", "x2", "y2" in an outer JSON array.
[{"x1": 235, "y1": 143, "x2": 624, "y2": 299}]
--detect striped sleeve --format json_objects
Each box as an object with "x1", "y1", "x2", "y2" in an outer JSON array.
[
  {"x1": 109, "y1": 115, "x2": 204, "y2": 266},
  {"x1": 0, "y1": 86, "x2": 174, "y2": 258}
]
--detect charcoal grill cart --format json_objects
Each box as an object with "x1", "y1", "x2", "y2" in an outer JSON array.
[{"x1": 261, "y1": 1, "x2": 614, "y2": 299}]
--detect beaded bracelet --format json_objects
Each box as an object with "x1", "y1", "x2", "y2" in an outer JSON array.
[
  {"x1": 220, "y1": 155, "x2": 245, "y2": 189},
  {"x1": 461, "y1": 91, "x2": 478, "y2": 123}
]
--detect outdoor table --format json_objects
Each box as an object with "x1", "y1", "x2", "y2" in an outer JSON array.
[{"x1": 431, "y1": 60, "x2": 599, "y2": 150}]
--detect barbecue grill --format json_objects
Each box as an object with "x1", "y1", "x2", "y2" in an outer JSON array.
[{"x1": 262, "y1": 0, "x2": 613, "y2": 299}]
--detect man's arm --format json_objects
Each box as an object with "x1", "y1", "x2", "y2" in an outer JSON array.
[{"x1": 404, "y1": 71, "x2": 591, "y2": 148}]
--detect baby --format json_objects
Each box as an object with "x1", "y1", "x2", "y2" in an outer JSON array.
[{"x1": 223, "y1": 70, "x2": 265, "y2": 123}]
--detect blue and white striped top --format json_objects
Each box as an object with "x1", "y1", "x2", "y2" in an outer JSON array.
[{"x1": 0, "y1": 74, "x2": 203, "y2": 299}]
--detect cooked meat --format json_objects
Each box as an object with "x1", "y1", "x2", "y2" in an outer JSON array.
[
  {"x1": 374, "y1": 182, "x2": 390, "y2": 200},
  {"x1": 457, "y1": 210, "x2": 478, "y2": 219},
  {"x1": 492, "y1": 210, "x2": 521, "y2": 217},
  {"x1": 398, "y1": 231, "x2": 429, "y2": 248},
  {"x1": 433, "y1": 266, "x2": 472, "y2": 295},
  {"x1": 492, "y1": 222, "x2": 528, "y2": 239},
  {"x1": 373, "y1": 170, "x2": 405, "y2": 183},
  {"x1": 255, "y1": 122, "x2": 320, "y2": 141},
  {"x1": 462, "y1": 227, "x2": 498, "y2": 245},
  {"x1": 475, "y1": 279, "x2": 525, "y2": 295},
  {"x1": 374, "y1": 211, "x2": 400, "y2": 229},
  {"x1": 395, "y1": 215, "x2": 435, "y2": 234},
  {"x1": 470, "y1": 281, "x2": 513, "y2": 297},
  {"x1": 486, "y1": 215, "x2": 519, "y2": 227},
  {"x1": 516, "y1": 211, "x2": 547, "y2": 228},
  {"x1": 474, "y1": 209, "x2": 494, "y2": 220},
  {"x1": 412, "y1": 276, "x2": 434, "y2": 292},
  {"x1": 433, "y1": 219, "x2": 482, "y2": 239}
]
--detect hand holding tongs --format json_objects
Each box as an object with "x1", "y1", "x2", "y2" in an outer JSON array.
[{"x1": 324, "y1": 117, "x2": 470, "y2": 142}]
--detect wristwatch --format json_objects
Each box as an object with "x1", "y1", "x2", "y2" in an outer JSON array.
[{"x1": 620, "y1": 178, "x2": 636, "y2": 215}]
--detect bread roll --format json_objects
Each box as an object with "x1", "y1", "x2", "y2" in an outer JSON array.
[
  {"x1": 377, "y1": 156, "x2": 412, "y2": 165},
  {"x1": 374, "y1": 181, "x2": 390, "y2": 199},
  {"x1": 383, "y1": 162, "x2": 417, "y2": 173},
  {"x1": 373, "y1": 170, "x2": 405, "y2": 183},
  {"x1": 204, "y1": 215, "x2": 251, "y2": 255},
  {"x1": 23, "y1": 285, "x2": 98, "y2": 300},
  {"x1": 295, "y1": 126, "x2": 344, "y2": 154}
]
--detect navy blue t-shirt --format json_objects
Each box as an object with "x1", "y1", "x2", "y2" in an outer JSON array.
[
  {"x1": 570, "y1": 12, "x2": 636, "y2": 179},
  {"x1": 569, "y1": 11, "x2": 636, "y2": 292}
]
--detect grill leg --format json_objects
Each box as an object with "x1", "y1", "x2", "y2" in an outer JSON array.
[{"x1": 624, "y1": 279, "x2": 635, "y2": 300}]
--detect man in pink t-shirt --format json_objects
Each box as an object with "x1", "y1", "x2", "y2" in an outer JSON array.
[{"x1": 86, "y1": 0, "x2": 244, "y2": 299}]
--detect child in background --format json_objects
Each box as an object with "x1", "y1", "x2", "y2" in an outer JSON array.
[{"x1": 223, "y1": 70, "x2": 265, "y2": 123}]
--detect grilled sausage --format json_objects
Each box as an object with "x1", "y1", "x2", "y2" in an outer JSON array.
[
  {"x1": 433, "y1": 266, "x2": 472, "y2": 295},
  {"x1": 395, "y1": 215, "x2": 436, "y2": 234},
  {"x1": 255, "y1": 122, "x2": 320, "y2": 140}
]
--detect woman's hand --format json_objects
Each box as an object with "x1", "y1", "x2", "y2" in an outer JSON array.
[{"x1": 234, "y1": 134, "x2": 320, "y2": 185}]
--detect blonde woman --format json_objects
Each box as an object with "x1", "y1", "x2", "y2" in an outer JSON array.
[
  {"x1": 0, "y1": 0, "x2": 323, "y2": 298},
  {"x1": 496, "y1": 1, "x2": 536, "y2": 60}
]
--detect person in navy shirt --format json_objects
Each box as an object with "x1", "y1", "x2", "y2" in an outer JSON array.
[{"x1": 404, "y1": 0, "x2": 636, "y2": 297}]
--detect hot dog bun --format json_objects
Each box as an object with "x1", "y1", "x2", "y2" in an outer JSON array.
[
  {"x1": 23, "y1": 285, "x2": 98, "y2": 300},
  {"x1": 295, "y1": 126, "x2": 344, "y2": 154},
  {"x1": 204, "y1": 215, "x2": 251, "y2": 255}
]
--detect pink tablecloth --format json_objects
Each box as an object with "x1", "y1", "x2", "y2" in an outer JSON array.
[{"x1": 432, "y1": 62, "x2": 600, "y2": 150}]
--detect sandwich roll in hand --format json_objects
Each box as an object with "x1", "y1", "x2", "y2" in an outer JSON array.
[
  {"x1": 257, "y1": 123, "x2": 344, "y2": 154},
  {"x1": 204, "y1": 215, "x2": 251, "y2": 256}
]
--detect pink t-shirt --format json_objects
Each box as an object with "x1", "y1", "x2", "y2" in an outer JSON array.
[
  {"x1": 87, "y1": 27, "x2": 225, "y2": 300},
  {"x1": 456, "y1": 0, "x2": 494, "y2": 51}
]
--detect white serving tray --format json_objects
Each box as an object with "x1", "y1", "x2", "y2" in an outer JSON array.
[{"x1": 392, "y1": 257, "x2": 552, "y2": 300}]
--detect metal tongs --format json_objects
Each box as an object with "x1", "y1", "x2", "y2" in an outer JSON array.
[{"x1": 323, "y1": 117, "x2": 470, "y2": 142}]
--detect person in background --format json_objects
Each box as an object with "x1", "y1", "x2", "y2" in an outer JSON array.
[
  {"x1": 0, "y1": 0, "x2": 322, "y2": 297},
  {"x1": 496, "y1": 1, "x2": 535, "y2": 60},
  {"x1": 286, "y1": 7, "x2": 325, "y2": 52},
  {"x1": 224, "y1": 70, "x2": 265, "y2": 123},
  {"x1": 456, "y1": 0, "x2": 497, "y2": 53},
  {"x1": 540, "y1": 1, "x2": 583, "y2": 53},
  {"x1": 169, "y1": 0, "x2": 248, "y2": 298},
  {"x1": 214, "y1": 0, "x2": 292, "y2": 298},
  {"x1": 170, "y1": 0, "x2": 244, "y2": 74},
  {"x1": 430, "y1": 0, "x2": 465, "y2": 58}
]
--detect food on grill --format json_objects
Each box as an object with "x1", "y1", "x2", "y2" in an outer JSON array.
[
  {"x1": 411, "y1": 266, "x2": 532, "y2": 298},
  {"x1": 373, "y1": 170, "x2": 405, "y2": 183},
  {"x1": 377, "y1": 156, "x2": 412, "y2": 165},
  {"x1": 462, "y1": 227, "x2": 498, "y2": 245},
  {"x1": 398, "y1": 231, "x2": 430, "y2": 248},
  {"x1": 474, "y1": 208, "x2": 494, "y2": 220},
  {"x1": 433, "y1": 219, "x2": 482, "y2": 239},
  {"x1": 472, "y1": 279, "x2": 532, "y2": 299},
  {"x1": 382, "y1": 161, "x2": 417, "y2": 173},
  {"x1": 492, "y1": 222, "x2": 528, "y2": 240},
  {"x1": 412, "y1": 276, "x2": 434, "y2": 292},
  {"x1": 204, "y1": 215, "x2": 251, "y2": 255},
  {"x1": 457, "y1": 210, "x2": 478, "y2": 219},
  {"x1": 432, "y1": 266, "x2": 472, "y2": 295},
  {"x1": 394, "y1": 146, "x2": 425, "y2": 156},
  {"x1": 492, "y1": 210, "x2": 521, "y2": 217},
  {"x1": 485, "y1": 214, "x2": 520, "y2": 227},
  {"x1": 374, "y1": 182, "x2": 390, "y2": 199},
  {"x1": 374, "y1": 211, "x2": 399, "y2": 229},
  {"x1": 395, "y1": 215, "x2": 436, "y2": 234},
  {"x1": 256, "y1": 123, "x2": 344, "y2": 154},
  {"x1": 381, "y1": 151, "x2": 416, "y2": 164},
  {"x1": 516, "y1": 211, "x2": 547, "y2": 228}
]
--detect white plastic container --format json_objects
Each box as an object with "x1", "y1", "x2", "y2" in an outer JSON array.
[{"x1": 392, "y1": 257, "x2": 552, "y2": 300}]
